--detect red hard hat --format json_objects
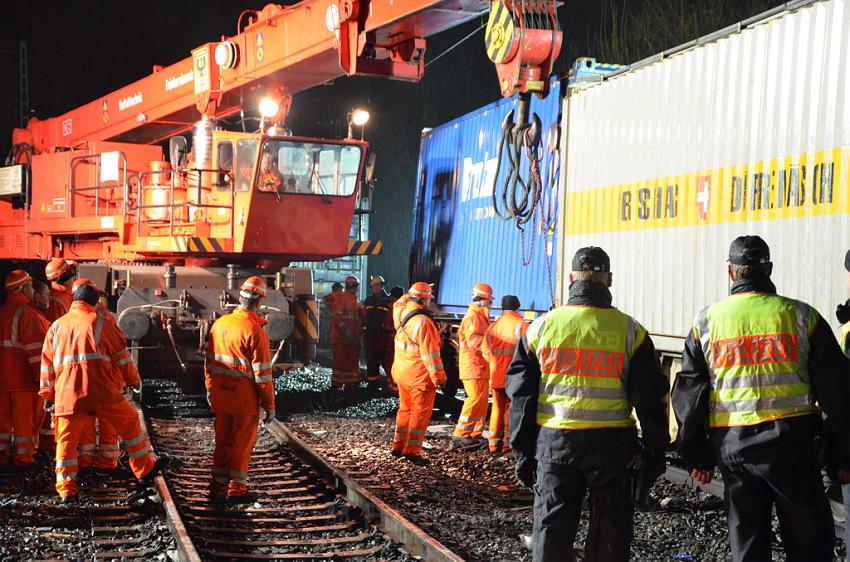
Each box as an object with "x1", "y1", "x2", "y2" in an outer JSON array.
[
  {"x1": 408, "y1": 281, "x2": 433, "y2": 299},
  {"x1": 71, "y1": 278, "x2": 97, "y2": 292},
  {"x1": 345, "y1": 275, "x2": 359, "y2": 288},
  {"x1": 5, "y1": 270, "x2": 32, "y2": 291},
  {"x1": 240, "y1": 276, "x2": 268, "y2": 298},
  {"x1": 472, "y1": 282, "x2": 494, "y2": 301},
  {"x1": 45, "y1": 258, "x2": 75, "y2": 281}
]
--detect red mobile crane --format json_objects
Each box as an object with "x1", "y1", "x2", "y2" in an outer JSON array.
[{"x1": 0, "y1": 0, "x2": 560, "y2": 377}]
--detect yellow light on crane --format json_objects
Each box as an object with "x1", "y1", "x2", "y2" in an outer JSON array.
[
  {"x1": 259, "y1": 97, "x2": 280, "y2": 119},
  {"x1": 351, "y1": 109, "x2": 370, "y2": 126}
]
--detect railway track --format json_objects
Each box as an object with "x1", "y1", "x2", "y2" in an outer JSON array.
[{"x1": 143, "y1": 379, "x2": 463, "y2": 561}]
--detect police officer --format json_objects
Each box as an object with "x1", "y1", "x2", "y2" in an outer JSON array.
[
  {"x1": 363, "y1": 275, "x2": 390, "y2": 387},
  {"x1": 832, "y1": 248, "x2": 850, "y2": 560},
  {"x1": 507, "y1": 247, "x2": 669, "y2": 562},
  {"x1": 673, "y1": 236, "x2": 850, "y2": 562}
]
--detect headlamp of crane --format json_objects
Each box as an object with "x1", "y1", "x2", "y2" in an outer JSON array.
[
  {"x1": 259, "y1": 97, "x2": 281, "y2": 119},
  {"x1": 214, "y1": 41, "x2": 239, "y2": 69}
]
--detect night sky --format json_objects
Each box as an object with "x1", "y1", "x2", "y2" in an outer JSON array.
[{"x1": 0, "y1": 0, "x2": 782, "y2": 287}]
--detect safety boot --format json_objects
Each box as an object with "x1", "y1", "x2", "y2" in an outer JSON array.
[
  {"x1": 403, "y1": 455, "x2": 429, "y2": 466},
  {"x1": 227, "y1": 491, "x2": 260, "y2": 505}
]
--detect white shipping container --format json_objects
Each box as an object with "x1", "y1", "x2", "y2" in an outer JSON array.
[{"x1": 558, "y1": 0, "x2": 850, "y2": 353}]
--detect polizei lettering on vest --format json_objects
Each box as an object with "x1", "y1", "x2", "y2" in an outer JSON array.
[
  {"x1": 539, "y1": 347, "x2": 624, "y2": 378},
  {"x1": 710, "y1": 333, "x2": 798, "y2": 369}
]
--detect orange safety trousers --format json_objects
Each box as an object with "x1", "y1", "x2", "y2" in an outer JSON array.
[
  {"x1": 488, "y1": 388, "x2": 511, "y2": 454},
  {"x1": 392, "y1": 383, "x2": 436, "y2": 457},
  {"x1": 454, "y1": 378, "x2": 489, "y2": 439},
  {"x1": 210, "y1": 414, "x2": 259, "y2": 497},
  {"x1": 331, "y1": 343, "x2": 360, "y2": 389},
  {"x1": 79, "y1": 416, "x2": 120, "y2": 469},
  {"x1": 0, "y1": 391, "x2": 39, "y2": 466},
  {"x1": 55, "y1": 400, "x2": 155, "y2": 497}
]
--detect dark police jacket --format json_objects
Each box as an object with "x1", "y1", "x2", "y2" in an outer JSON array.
[
  {"x1": 673, "y1": 276, "x2": 850, "y2": 471},
  {"x1": 506, "y1": 281, "x2": 670, "y2": 470}
]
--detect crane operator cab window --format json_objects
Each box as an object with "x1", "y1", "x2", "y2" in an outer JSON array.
[
  {"x1": 235, "y1": 139, "x2": 259, "y2": 192},
  {"x1": 256, "y1": 140, "x2": 361, "y2": 197}
]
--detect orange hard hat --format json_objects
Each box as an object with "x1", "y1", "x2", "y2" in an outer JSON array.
[
  {"x1": 71, "y1": 278, "x2": 97, "y2": 292},
  {"x1": 408, "y1": 281, "x2": 433, "y2": 299},
  {"x1": 240, "y1": 276, "x2": 268, "y2": 298},
  {"x1": 5, "y1": 270, "x2": 32, "y2": 291},
  {"x1": 345, "y1": 275, "x2": 359, "y2": 289},
  {"x1": 45, "y1": 258, "x2": 75, "y2": 281},
  {"x1": 472, "y1": 282, "x2": 494, "y2": 301}
]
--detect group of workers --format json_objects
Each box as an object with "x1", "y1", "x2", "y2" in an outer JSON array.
[
  {"x1": 321, "y1": 274, "x2": 405, "y2": 391},
  {"x1": 382, "y1": 236, "x2": 850, "y2": 562},
  {"x1": 0, "y1": 258, "x2": 278, "y2": 507},
  {"x1": 0, "y1": 258, "x2": 160, "y2": 503}
]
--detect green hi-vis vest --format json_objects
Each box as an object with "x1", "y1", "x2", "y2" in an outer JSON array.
[
  {"x1": 527, "y1": 306, "x2": 645, "y2": 430},
  {"x1": 694, "y1": 292, "x2": 818, "y2": 428}
]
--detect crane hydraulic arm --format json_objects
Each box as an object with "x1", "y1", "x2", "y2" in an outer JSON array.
[{"x1": 17, "y1": 1, "x2": 495, "y2": 156}]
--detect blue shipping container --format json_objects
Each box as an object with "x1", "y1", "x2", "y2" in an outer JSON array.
[{"x1": 410, "y1": 78, "x2": 561, "y2": 314}]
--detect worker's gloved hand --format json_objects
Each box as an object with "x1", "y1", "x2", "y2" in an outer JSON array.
[
  {"x1": 432, "y1": 373, "x2": 447, "y2": 388},
  {"x1": 514, "y1": 452, "x2": 536, "y2": 490},
  {"x1": 43, "y1": 400, "x2": 54, "y2": 413},
  {"x1": 837, "y1": 299, "x2": 850, "y2": 324},
  {"x1": 628, "y1": 446, "x2": 666, "y2": 504},
  {"x1": 130, "y1": 382, "x2": 142, "y2": 394},
  {"x1": 262, "y1": 408, "x2": 276, "y2": 424}
]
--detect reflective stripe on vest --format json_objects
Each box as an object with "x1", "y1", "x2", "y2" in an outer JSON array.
[
  {"x1": 529, "y1": 306, "x2": 640, "y2": 430},
  {"x1": 52, "y1": 313, "x2": 109, "y2": 370},
  {"x1": 840, "y1": 322, "x2": 850, "y2": 356},
  {"x1": 696, "y1": 293, "x2": 817, "y2": 428},
  {"x1": 0, "y1": 305, "x2": 27, "y2": 349}
]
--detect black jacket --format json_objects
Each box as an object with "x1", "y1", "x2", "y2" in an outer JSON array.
[
  {"x1": 506, "y1": 281, "x2": 670, "y2": 469},
  {"x1": 673, "y1": 275, "x2": 850, "y2": 471},
  {"x1": 362, "y1": 290, "x2": 390, "y2": 335}
]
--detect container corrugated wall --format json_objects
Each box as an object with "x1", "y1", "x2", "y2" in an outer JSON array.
[
  {"x1": 411, "y1": 79, "x2": 562, "y2": 314},
  {"x1": 560, "y1": 0, "x2": 850, "y2": 351}
]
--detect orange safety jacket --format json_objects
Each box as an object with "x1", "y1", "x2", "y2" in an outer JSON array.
[
  {"x1": 39, "y1": 301, "x2": 140, "y2": 416},
  {"x1": 46, "y1": 283, "x2": 72, "y2": 323},
  {"x1": 0, "y1": 292, "x2": 51, "y2": 392},
  {"x1": 458, "y1": 303, "x2": 491, "y2": 380},
  {"x1": 392, "y1": 300, "x2": 447, "y2": 388},
  {"x1": 329, "y1": 291, "x2": 364, "y2": 345},
  {"x1": 205, "y1": 307, "x2": 275, "y2": 416},
  {"x1": 392, "y1": 294, "x2": 411, "y2": 330},
  {"x1": 482, "y1": 311, "x2": 528, "y2": 389}
]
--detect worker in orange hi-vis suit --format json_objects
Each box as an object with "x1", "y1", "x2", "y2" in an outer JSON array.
[
  {"x1": 453, "y1": 282, "x2": 493, "y2": 446},
  {"x1": 0, "y1": 271, "x2": 50, "y2": 469},
  {"x1": 40, "y1": 284, "x2": 159, "y2": 503},
  {"x1": 205, "y1": 276, "x2": 276, "y2": 505},
  {"x1": 481, "y1": 295, "x2": 527, "y2": 455},
  {"x1": 390, "y1": 282, "x2": 447, "y2": 465},
  {"x1": 380, "y1": 286, "x2": 406, "y2": 394},
  {"x1": 44, "y1": 258, "x2": 77, "y2": 323},
  {"x1": 328, "y1": 276, "x2": 365, "y2": 391},
  {"x1": 71, "y1": 279, "x2": 121, "y2": 471}
]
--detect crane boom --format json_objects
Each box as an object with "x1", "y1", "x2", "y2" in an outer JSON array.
[{"x1": 24, "y1": 1, "x2": 489, "y2": 154}]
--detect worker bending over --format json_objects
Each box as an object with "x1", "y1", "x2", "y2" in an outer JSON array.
[
  {"x1": 205, "y1": 276, "x2": 276, "y2": 504},
  {"x1": 391, "y1": 282, "x2": 447, "y2": 465},
  {"x1": 453, "y1": 283, "x2": 492, "y2": 445},
  {"x1": 40, "y1": 284, "x2": 159, "y2": 502},
  {"x1": 0, "y1": 271, "x2": 50, "y2": 469},
  {"x1": 674, "y1": 236, "x2": 850, "y2": 562},
  {"x1": 482, "y1": 295, "x2": 526, "y2": 455},
  {"x1": 508, "y1": 247, "x2": 669, "y2": 562}
]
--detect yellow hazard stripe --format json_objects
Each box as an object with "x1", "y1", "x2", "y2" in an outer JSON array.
[
  {"x1": 346, "y1": 240, "x2": 383, "y2": 256},
  {"x1": 486, "y1": 1, "x2": 514, "y2": 63}
]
